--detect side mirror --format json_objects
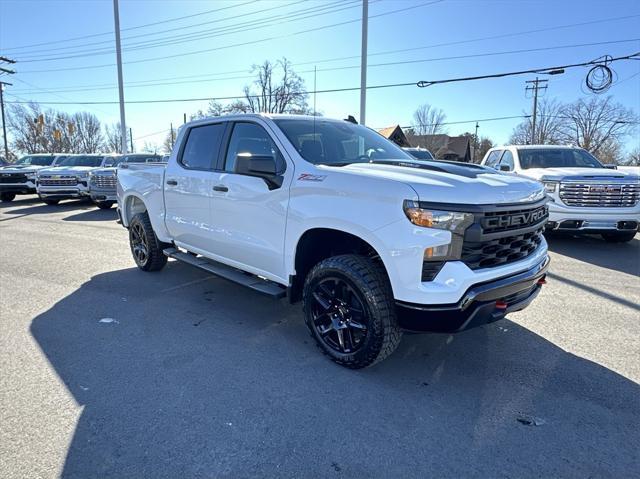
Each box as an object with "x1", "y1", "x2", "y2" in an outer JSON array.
[
  {"x1": 235, "y1": 154, "x2": 283, "y2": 189},
  {"x1": 603, "y1": 164, "x2": 617, "y2": 170},
  {"x1": 499, "y1": 164, "x2": 511, "y2": 172}
]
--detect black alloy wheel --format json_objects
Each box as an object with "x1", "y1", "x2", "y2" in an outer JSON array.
[
  {"x1": 130, "y1": 221, "x2": 149, "y2": 267},
  {"x1": 309, "y1": 276, "x2": 369, "y2": 354}
]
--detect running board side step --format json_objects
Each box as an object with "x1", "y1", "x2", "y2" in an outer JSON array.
[{"x1": 163, "y1": 248, "x2": 286, "y2": 299}]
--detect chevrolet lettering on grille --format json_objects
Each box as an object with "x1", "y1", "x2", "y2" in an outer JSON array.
[
  {"x1": 589, "y1": 185, "x2": 621, "y2": 193},
  {"x1": 482, "y1": 207, "x2": 547, "y2": 229}
]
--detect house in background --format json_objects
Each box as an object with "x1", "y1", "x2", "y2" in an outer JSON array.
[
  {"x1": 409, "y1": 134, "x2": 472, "y2": 162},
  {"x1": 376, "y1": 125, "x2": 411, "y2": 147}
]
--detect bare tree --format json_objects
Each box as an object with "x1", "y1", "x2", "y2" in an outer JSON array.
[
  {"x1": 7, "y1": 102, "x2": 47, "y2": 153},
  {"x1": 476, "y1": 137, "x2": 494, "y2": 163},
  {"x1": 104, "y1": 123, "x2": 123, "y2": 153},
  {"x1": 72, "y1": 112, "x2": 103, "y2": 153},
  {"x1": 558, "y1": 96, "x2": 638, "y2": 157},
  {"x1": 162, "y1": 128, "x2": 176, "y2": 154},
  {"x1": 142, "y1": 141, "x2": 160, "y2": 154},
  {"x1": 509, "y1": 98, "x2": 565, "y2": 145},
  {"x1": 621, "y1": 146, "x2": 640, "y2": 166},
  {"x1": 242, "y1": 58, "x2": 310, "y2": 114},
  {"x1": 411, "y1": 104, "x2": 447, "y2": 137}
]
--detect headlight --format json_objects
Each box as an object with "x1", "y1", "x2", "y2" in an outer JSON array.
[
  {"x1": 78, "y1": 172, "x2": 89, "y2": 179},
  {"x1": 403, "y1": 200, "x2": 474, "y2": 261},
  {"x1": 542, "y1": 181, "x2": 558, "y2": 193},
  {"x1": 26, "y1": 173, "x2": 37, "y2": 180},
  {"x1": 403, "y1": 201, "x2": 474, "y2": 232}
]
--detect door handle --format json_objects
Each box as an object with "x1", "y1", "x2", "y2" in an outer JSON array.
[
  {"x1": 166, "y1": 179, "x2": 178, "y2": 186},
  {"x1": 213, "y1": 185, "x2": 228, "y2": 192}
]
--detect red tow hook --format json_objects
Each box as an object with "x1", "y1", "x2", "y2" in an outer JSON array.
[
  {"x1": 495, "y1": 300, "x2": 508, "y2": 310},
  {"x1": 537, "y1": 277, "x2": 547, "y2": 285}
]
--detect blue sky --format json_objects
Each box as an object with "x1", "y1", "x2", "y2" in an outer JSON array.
[{"x1": 1, "y1": 0, "x2": 639, "y2": 153}]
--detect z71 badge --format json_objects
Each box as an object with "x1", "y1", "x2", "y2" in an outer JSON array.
[{"x1": 297, "y1": 173, "x2": 327, "y2": 182}]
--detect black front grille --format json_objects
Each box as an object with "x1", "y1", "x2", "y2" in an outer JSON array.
[
  {"x1": 0, "y1": 173, "x2": 28, "y2": 183},
  {"x1": 461, "y1": 227, "x2": 544, "y2": 270}
]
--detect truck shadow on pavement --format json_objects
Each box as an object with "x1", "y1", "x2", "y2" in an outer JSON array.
[
  {"x1": 0, "y1": 199, "x2": 93, "y2": 219},
  {"x1": 545, "y1": 232, "x2": 640, "y2": 277},
  {"x1": 62, "y1": 208, "x2": 118, "y2": 222},
  {"x1": 30, "y1": 265, "x2": 640, "y2": 478}
]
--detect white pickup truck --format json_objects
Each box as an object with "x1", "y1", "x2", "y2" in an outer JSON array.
[
  {"x1": 0, "y1": 154, "x2": 67, "y2": 202},
  {"x1": 117, "y1": 114, "x2": 550, "y2": 368},
  {"x1": 482, "y1": 145, "x2": 640, "y2": 243}
]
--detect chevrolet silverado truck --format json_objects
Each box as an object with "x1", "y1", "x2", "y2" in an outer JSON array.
[
  {"x1": 37, "y1": 154, "x2": 118, "y2": 205},
  {"x1": 0, "y1": 154, "x2": 67, "y2": 202},
  {"x1": 482, "y1": 145, "x2": 640, "y2": 243},
  {"x1": 89, "y1": 154, "x2": 164, "y2": 209},
  {"x1": 117, "y1": 114, "x2": 550, "y2": 368}
]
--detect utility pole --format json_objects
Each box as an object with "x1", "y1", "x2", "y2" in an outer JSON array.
[
  {"x1": 113, "y1": 0, "x2": 128, "y2": 154},
  {"x1": 359, "y1": 0, "x2": 368, "y2": 126},
  {"x1": 170, "y1": 123, "x2": 174, "y2": 148},
  {"x1": 525, "y1": 77, "x2": 548, "y2": 145},
  {"x1": 129, "y1": 128, "x2": 133, "y2": 153},
  {"x1": 183, "y1": 113, "x2": 187, "y2": 124},
  {"x1": 0, "y1": 81, "x2": 11, "y2": 161},
  {"x1": 0, "y1": 56, "x2": 16, "y2": 161},
  {"x1": 474, "y1": 121, "x2": 479, "y2": 163}
]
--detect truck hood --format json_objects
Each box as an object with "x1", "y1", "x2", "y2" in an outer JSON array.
[
  {"x1": 336, "y1": 161, "x2": 545, "y2": 204},
  {"x1": 520, "y1": 167, "x2": 637, "y2": 181},
  {"x1": 91, "y1": 167, "x2": 117, "y2": 176},
  {"x1": 38, "y1": 166, "x2": 96, "y2": 176},
  {"x1": 0, "y1": 165, "x2": 50, "y2": 174}
]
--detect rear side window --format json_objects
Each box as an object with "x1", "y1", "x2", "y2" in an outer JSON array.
[
  {"x1": 224, "y1": 122, "x2": 283, "y2": 173},
  {"x1": 484, "y1": 150, "x2": 502, "y2": 168},
  {"x1": 180, "y1": 123, "x2": 225, "y2": 170}
]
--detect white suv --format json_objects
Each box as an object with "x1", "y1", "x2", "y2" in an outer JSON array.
[{"x1": 482, "y1": 145, "x2": 639, "y2": 243}]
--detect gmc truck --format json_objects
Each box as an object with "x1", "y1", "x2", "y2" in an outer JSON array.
[
  {"x1": 37, "y1": 154, "x2": 118, "y2": 205},
  {"x1": 482, "y1": 145, "x2": 640, "y2": 242},
  {"x1": 117, "y1": 114, "x2": 550, "y2": 368},
  {"x1": 0, "y1": 154, "x2": 67, "y2": 202}
]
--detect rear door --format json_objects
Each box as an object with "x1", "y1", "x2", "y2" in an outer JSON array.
[{"x1": 164, "y1": 121, "x2": 227, "y2": 252}]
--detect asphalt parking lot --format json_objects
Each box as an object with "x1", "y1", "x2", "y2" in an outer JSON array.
[{"x1": 0, "y1": 195, "x2": 639, "y2": 479}]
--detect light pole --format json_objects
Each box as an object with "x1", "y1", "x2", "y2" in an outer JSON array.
[
  {"x1": 359, "y1": 0, "x2": 368, "y2": 126},
  {"x1": 113, "y1": 0, "x2": 128, "y2": 154}
]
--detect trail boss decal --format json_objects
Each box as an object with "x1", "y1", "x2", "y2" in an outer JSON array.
[{"x1": 298, "y1": 174, "x2": 327, "y2": 182}]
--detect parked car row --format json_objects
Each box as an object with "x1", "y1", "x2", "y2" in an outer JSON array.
[{"x1": 0, "y1": 153, "x2": 165, "y2": 208}]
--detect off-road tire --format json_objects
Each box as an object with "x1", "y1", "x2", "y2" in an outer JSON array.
[
  {"x1": 0, "y1": 193, "x2": 16, "y2": 202},
  {"x1": 129, "y1": 212, "x2": 169, "y2": 271},
  {"x1": 96, "y1": 201, "x2": 114, "y2": 209},
  {"x1": 602, "y1": 231, "x2": 637, "y2": 243},
  {"x1": 303, "y1": 254, "x2": 402, "y2": 369}
]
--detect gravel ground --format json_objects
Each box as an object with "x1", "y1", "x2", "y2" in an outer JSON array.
[{"x1": 1, "y1": 195, "x2": 639, "y2": 479}]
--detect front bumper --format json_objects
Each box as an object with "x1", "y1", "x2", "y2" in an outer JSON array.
[
  {"x1": 0, "y1": 182, "x2": 36, "y2": 194},
  {"x1": 37, "y1": 184, "x2": 89, "y2": 199},
  {"x1": 546, "y1": 201, "x2": 640, "y2": 233},
  {"x1": 89, "y1": 188, "x2": 117, "y2": 202},
  {"x1": 397, "y1": 255, "x2": 549, "y2": 332}
]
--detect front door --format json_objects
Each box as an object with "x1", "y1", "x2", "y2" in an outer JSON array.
[
  {"x1": 208, "y1": 121, "x2": 292, "y2": 282},
  {"x1": 164, "y1": 122, "x2": 226, "y2": 252}
]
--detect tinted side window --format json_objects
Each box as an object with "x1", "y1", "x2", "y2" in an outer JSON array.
[
  {"x1": 225, "y1": 122, "x2": 283, "y2": 173},
  {"x1": 484, "y1": 150, "x2": 502, "y2": 168},
  {"x1": 180, "y1": 123, "x2": 225, "y2": 170},
  {"x1": 499, "y1": 150, "x2": 514, "y2": 171}
]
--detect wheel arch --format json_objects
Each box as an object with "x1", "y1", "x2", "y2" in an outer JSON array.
[{"x1": 289, "y1": 227, "x2": 391, "y2": 303}]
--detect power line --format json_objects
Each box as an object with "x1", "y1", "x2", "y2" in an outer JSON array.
[
  {"x1": 2, "y1": 0, "x2": 259, "y2": 52},
  {"x1": 17, "y1": 0, "x2": 359, "y2": 61},
  {"x1": 16, "y1": 12, "x2": 639, "y2": 74},
  {"x1": 11, "y1": 0, "x2": 444, "y2": 72},
  {"x1": 416, "y1": 51, "x2": 640, "y2": 87},
  {"x1": 9, "y1": 38, "x2": 639, "y2": 95},
  {"x1": 7, "y1": 52, "x2": 639, "y2": 106}
]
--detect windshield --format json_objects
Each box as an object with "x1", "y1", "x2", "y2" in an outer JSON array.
[
  {"x1": 58, "y1": 155, "x2": 104, "y2": 167},
  {"x1": 274, "y1": 119, "x2": 414, "y2": 166},
  {"x1": 15, "y1": 155, "x2": 56, "y2": 166},
  {"x1": 406, "y1": 149, "x2": 434, "y2": 160},
  {"x1": 518, "y1": 148, "x2": 603, "y2": 169}
]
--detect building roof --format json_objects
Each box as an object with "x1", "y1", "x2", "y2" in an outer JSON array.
[{"x1": 410, "y1": 134, "x2": 471, "y2": 159}]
